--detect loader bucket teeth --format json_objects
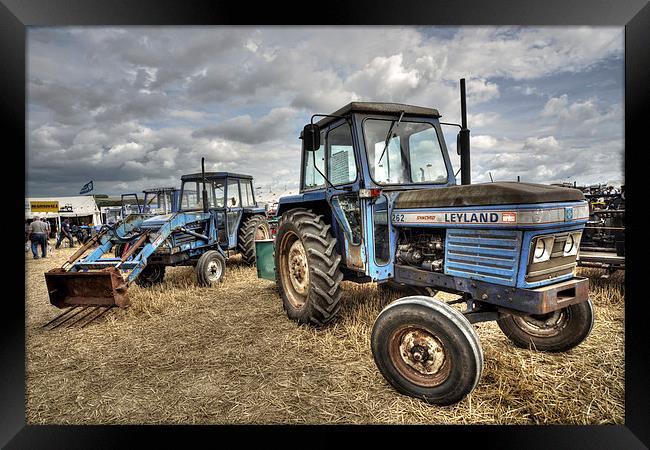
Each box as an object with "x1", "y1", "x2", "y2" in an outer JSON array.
[{"x1": 45, "y1": 267, "x2": 130, "y2": 308}]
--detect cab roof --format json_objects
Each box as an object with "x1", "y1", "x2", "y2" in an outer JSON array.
[
  {"x1": 181, "y1": 172, "x2": 253, "y2": 181},
  {"x1": 313, "y1": 102, "x2": 441, "y2": 129},
  {"x1": 142, "y1": 187, "x2": 177, "y2": 193}
]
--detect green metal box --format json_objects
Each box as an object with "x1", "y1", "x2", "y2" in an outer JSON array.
[{"x1": 255, "y1": 239, "x2": 276, "y2": 281}]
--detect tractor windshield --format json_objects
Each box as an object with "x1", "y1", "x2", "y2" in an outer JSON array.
[
  {"x1": 363, "y1": 119, "x2": 448, "y2": 185},
  {"x1": 143, "y1": 190, "x2": 174, "y2": 215},
  {"x1": 180, "y1": 179, "x2": 226, "y2": 211}
]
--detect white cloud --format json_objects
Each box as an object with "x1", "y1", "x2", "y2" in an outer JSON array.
[{"x1": 26, "y1": 26, "x2": 624, "y2": 197}]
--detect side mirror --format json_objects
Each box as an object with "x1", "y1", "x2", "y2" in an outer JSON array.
[{"x1": 302, "y1": 124, "x2": 321, "y2": 151}]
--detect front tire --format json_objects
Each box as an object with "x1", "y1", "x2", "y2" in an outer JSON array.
[
  {"x1": 238, "y1": 215, "x2": 271, "y2": 265},
  {"x1": 371, "y1": 296, "x2": 483, "y2": 406},
  {"x1": 497, "y1": 299, "x2": 594, "y2": 352},
  {"x1": 196, "y1": 250, "x2": 226, "y2": 286},
  {"x1": 275, "y1": 208, "x2": 343, "y2": 326}
]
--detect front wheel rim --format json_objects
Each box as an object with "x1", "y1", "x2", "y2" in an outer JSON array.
[
  {"x1": 513, "y1": 309, "x2": 569, "y2": 337},
  {"x1": 388, "y1": 326, "x2": 452, "y2": 387},
  {"x1": 206, "y1": 258, "x2": 223, "y2": 282}
]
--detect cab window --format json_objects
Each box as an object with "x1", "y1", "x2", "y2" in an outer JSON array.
[
  {"x1": 241, "y1": 180, "x2": 255, "y2": 207},
  {"x1": 227, "y1": 179, "x2": 241, "y2": 207},
  {"x1": 303, "y1": 130, "x2": 326, "y2": 190},
  {"x1": 327, "y1": 123, "x2": 356, "y2": 185}
]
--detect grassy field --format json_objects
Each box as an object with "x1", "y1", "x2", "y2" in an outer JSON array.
[{"x1": 25, "y1": 244, "x2": 624, "y2": 424}]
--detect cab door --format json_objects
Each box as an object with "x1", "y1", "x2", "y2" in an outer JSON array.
[
  {"x1": 225, "y1": 178, "x2": 243, "y2": 248},
  {"x1": 323, "y1": 121, "x2": 366, "y2": 271}
]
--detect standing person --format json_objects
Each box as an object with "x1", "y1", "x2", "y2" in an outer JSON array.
[
  {"x1": 50, "y1": 219, "x2": 58, "y2": 240},
  {"x1": 28, "y1": 216, "x2": 49, "y2": 259},
  {"x1": 44, "y1": 219, "x2": 52, "y2": 253},
  {"x1": 56, "y1": 218, "x2": 75, "y2": 249},
  {"x1": 25, "y1": 219, "x2": 31, "y2": 252}
]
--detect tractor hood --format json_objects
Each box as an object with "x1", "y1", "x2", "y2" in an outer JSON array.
[
  {"x1": 394, "y1": 182, "x2": 585, "y2": 209},
  {"x1": 140, "y1": 213, "x2": 176, "y2": 229}
]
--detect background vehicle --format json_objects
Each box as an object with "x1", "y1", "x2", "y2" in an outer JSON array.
[
  {"x1": 257, "y1": 80, "x2": 593, "y2": 405},
  {"x1": 45, "y1": 159, "x2": 271, "y2": 317},
  {"x1": 576, "y1": 184, "x2": 625, "y2": 272},
  {"x1": 120, "y1": 187, "x2": 180, "y2": 218}
]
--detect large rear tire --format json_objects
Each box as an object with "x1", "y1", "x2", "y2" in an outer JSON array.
[
  {"x1": 135, "y1": 265, "x2": 166, "y2": 287},
  {"x1": 196, "y1": 250, "x2": 226, "y2": 286},
  {"x1": 371, "y1": 296, "x2": 483, "y2": 405},
  {"x1": 497, "y1": 299, "x2": 594, "y2": 352},
  {"x1": 238, "y1": 215, "x2": 271, "y2": 265},
  {"x1": 275, "y1": 208, "x2": 343, "y2": 326}
]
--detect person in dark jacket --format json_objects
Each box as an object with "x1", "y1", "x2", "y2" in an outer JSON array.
[{"x1": 55, "y1": 218, "x2": 75, "y2": 248}]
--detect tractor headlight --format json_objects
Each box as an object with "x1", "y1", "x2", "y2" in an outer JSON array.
[
  {"x1": 563, "y1": 232, "x2": 582, "y2": 256},
  {"x1": 532, "y1": 236, "x2": 554, "y2": 263}
]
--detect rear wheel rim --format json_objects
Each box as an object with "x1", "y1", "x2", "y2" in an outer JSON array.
[
  {"x1": 388, "y1": 325, "x2": 452, "y2": 387},
  {"x1": 255, "y1": 224, "x2": 270, "y2": 240},
  {"x1": 280, "y1": 231, "x2": 308, "y2": 309}
]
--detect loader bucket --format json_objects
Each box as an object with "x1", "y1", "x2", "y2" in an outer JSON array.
[{"x1": 45, "y1": 267, "x2": 130, "y2": 308}]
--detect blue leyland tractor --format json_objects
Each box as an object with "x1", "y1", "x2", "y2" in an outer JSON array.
[
  {"x1": 261, "y1": 80, "x2": 593, "y2": 405},
  {"x1": 45, "y1": 160, "x2": 270, "y2": 313}
]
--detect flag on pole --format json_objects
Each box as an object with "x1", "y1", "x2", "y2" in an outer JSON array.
[{"x1": 79, "y1": 180, "x2": 94, "y2": 194}]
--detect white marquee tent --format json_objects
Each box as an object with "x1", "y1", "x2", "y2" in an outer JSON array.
[{"x1": 25, "y1": 196, "x2": 102, "y2": 228}]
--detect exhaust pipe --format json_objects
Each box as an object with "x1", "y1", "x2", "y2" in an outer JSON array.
[
  {"x1": 201, "y1": 157, "x2": 208, "y2": 212},
  {"x1": 459, "y1": 78, "x2": 471, "y2": 185}
]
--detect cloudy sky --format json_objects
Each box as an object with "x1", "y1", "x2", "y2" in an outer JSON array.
[{"x1": 26, "y1": 26, "x2": 624, "y2": 199}]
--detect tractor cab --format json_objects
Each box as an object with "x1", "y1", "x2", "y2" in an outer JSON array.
[
  {"x1": 120, "y1": 187, "x2": 180, "y2": 218},
  {"x1": 179, "y1": 172, "x2": 267, "y2": 250},
  {"x1": 276, "y1": 102, "x2": 460, "y2": 278}
]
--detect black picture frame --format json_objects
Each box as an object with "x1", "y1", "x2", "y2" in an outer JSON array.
[{"x1": 4, "y1": 0, "x2": 648, "y2": 447}]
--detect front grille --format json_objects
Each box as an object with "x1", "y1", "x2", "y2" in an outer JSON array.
[
  {"x1": 526, "y1": 233, "x2": 578, "y2": 283},
  {"x1": 445, "y1": 229, "x2": 521, "y2": 286}
]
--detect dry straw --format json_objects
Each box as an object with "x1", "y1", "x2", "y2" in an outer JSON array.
[{"x1": 26, "y1": 247, "x2": 624, "y2": 424}]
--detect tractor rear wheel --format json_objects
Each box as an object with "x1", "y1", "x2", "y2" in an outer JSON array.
[
  {"x1": 497, "y1": 299, "x2": 594, "y2": 352},
  {"x1": 275, "y1": 208, "x2": 343, "y2": 326},
  {"x1": 238, "y1": 215, "x2": 271, "y2": 265},
  {"x1": 196, "y1": 250, "x2": 226, "y2": 286},
  {"x1": 371, "y1": 296, "x2": 483, "y2": 405},
  {"x1": 114, "y1": 243, "x2": 125, "y2": 258},
  {"x1": 135, "y1": 265, "x2": 166, "y2": 287}
]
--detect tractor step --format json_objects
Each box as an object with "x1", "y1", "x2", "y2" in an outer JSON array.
[
  {"x1": 42, "y1": 305, "x2": 115, "y2": 330},
  {"x1": 45, "y1": 267, "x2": 130, "y2": 308}
]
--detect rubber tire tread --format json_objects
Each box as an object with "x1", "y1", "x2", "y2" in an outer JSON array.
[
  {"x1": 135, "y1": 265, "x2": 166, "y2": 287},
  {"x1": 371, "y1": 296, "x2": 483, "y2": 405},
  {"x1": 238, "y1": 215, "x2": 271, "y2": 265},
  {"x1": 275, "y1": 208, "x2": 343, "y2": 327},
  {"x1": 496, "y1": 298, "x2": 594, "y2": 352},
  {"x1": 196, "y1": 250, "x2": 226, "y2": 286}
]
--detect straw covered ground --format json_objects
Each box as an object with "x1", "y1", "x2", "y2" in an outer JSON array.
[{"x1": 25, "y1": 243, "x2": 624, "y2": 424}]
